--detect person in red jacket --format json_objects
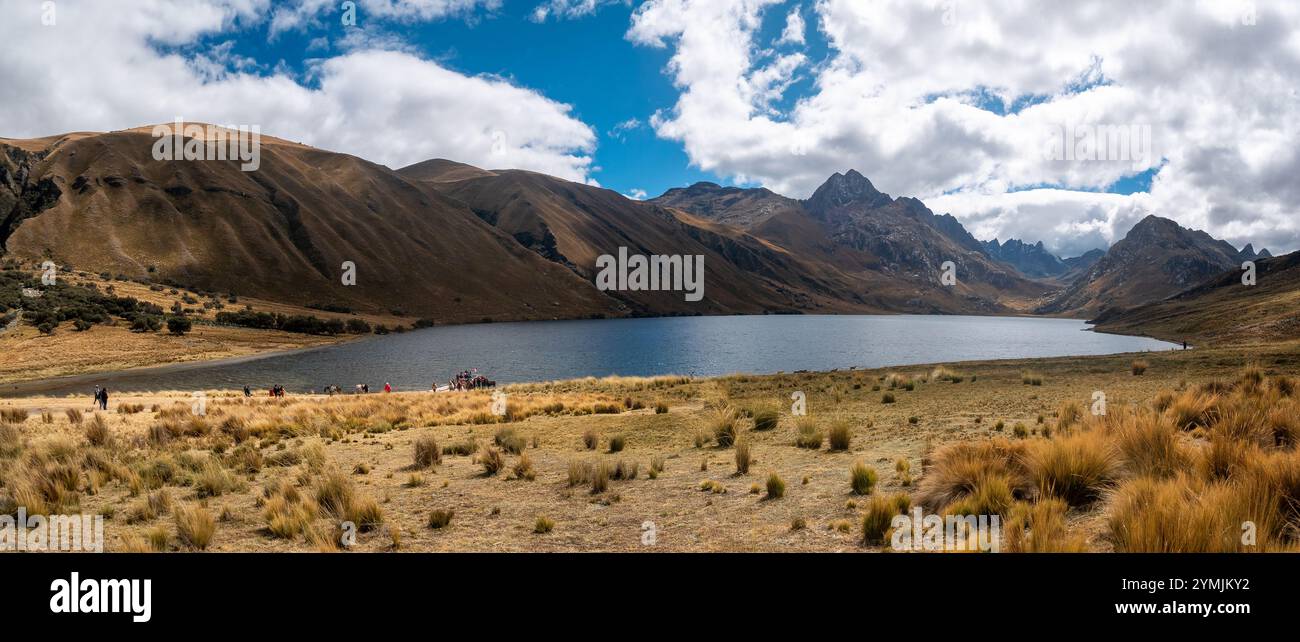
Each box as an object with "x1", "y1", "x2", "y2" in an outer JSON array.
[{"x1": 383, "y1": 382, "x2": 392, "y2": 393}]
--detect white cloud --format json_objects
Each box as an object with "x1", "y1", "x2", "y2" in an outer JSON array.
[
  {"x1": 777, "y1": 6, "x2": 805, "y2": 45},
  {"x1": 629, "y1": 0, "x2": 1300, "y2": 254},
  {"x1": 0, "y1": 0, "x2": 596, "y2": 182},
  {"x1": 625, "y1": 188, "x2": 649, "y2": 200},
  {"x1": 530, "y1": 0, "x2": 627, "y2": 23},
  {"x1": 607, "y1": 117, "x2": 643, "y2": 140}
]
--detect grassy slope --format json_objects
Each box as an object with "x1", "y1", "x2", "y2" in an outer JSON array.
[
  {"x1": 0, "y1": 267, "x2": 412, "y2": 383},
  {"x1": 1092, "y1": 251, "x2": 1300, "y2": 344},
  {"x1": 3, "y1": 341, "x2": 1295, "y2": 552}
]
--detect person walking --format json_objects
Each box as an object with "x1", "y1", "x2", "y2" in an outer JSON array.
[
  {"x1": 93, "y1": 385, "x2": 101, "y2": 409},
  {"x1": 243, "y1": 385, "x2": 251, "y2": 398},
  {"x1": 99, "y1": 387, "x2": 109, "y2": 411}
]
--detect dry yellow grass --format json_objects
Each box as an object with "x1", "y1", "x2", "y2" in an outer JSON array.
[{"x1": 0, "y1": 342, "x2": 1297, "y2": 552}]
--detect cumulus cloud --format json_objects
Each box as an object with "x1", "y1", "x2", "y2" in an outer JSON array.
[
  {"x1": 530, "y1": 0, "x2": 628, "y2": 23},
  {"x1": 777, "y1": 6, "x2": 805, "y2": 45},
  {"x1": 628, "y1": 0, "x2": 1300, "y2": 254},
  {"x1": 0, "y1": 0, "x2": 596, "y2": 181}
]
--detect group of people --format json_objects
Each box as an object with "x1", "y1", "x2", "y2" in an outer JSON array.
[
  {"x1": 448, "y1": 370, "x2": 495, "y2": 390},
  {"x1": 91, "y1": 385, "x2": 109, "y2": 410}
]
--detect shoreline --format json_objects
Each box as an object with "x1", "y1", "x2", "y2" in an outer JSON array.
[
  {"x1": 0, "y1": 335, "x2": 369, "y2": 398},
  {"x1": 2, "y1": 336, "x2": 1189, "y2": 401},
  {"x1": 1, "y1": 312, "x2": 1182, "y2": 398}
]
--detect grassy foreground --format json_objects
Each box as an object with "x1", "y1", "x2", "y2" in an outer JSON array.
[{"x1": 1, "y1": 341, "x2": 1297, "y2": 552}]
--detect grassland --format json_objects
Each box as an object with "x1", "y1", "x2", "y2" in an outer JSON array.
[
  {"x1": 0, "y1": 267, "x2": 411, "y2": 384},
  {"x1": 2, "y1": 340, "x2": 1297, "y2": 552}
]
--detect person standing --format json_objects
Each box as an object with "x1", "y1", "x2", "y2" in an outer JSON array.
[
  {"x1": 383, "y1": 382, "x2": 392, "y2": 393},
  {"x1": 93, "y1": 385, "x2": 101, "y2": 409},
  {"x1": 99, "y1": 387, "x2": 109, "y2": 411}
]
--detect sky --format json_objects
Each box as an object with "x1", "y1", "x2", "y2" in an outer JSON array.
[{"x1": 1, "y1": 0, "x2": 1297, "y2": 258}]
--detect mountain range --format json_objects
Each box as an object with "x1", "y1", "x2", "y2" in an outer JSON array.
[{"x1": 1, "y1": 124, "x2": 1285, "y2": 338}]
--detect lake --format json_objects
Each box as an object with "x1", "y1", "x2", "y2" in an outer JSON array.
[{"x1": 12, "y1": 314, "x2": 1178, "y2": 396}]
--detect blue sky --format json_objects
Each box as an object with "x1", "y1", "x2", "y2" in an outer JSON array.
[{"x1": 206, "y1": 1, "x2": 734, "y2": 199}]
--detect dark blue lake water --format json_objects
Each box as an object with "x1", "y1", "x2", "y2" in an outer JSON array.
[{"x1": 18, "y1": 314, "x2": 1178, "y2": 395}]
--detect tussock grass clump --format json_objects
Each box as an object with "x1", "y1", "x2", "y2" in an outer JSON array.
[
  {"x1": 1105, "y1": 474, "x2": 1260, "y2": 552},
  {"x1": 126, "y1": 489, "x2": 173, "y2": 524},
  {"x1": 1021, "y1": 372, "x2": 1044, "y2": 386},
  {"x1": 861, "y1": 494, "x2": 899, "y2": 545},
  {"x1": 582, "y1": 429, "x2": 599, "y2": 450},
  {"x1": 144, "y1": 526, "x2": 170, "y2": 551},
  {"x1": 612, "y1": 459, "x2": 638, "y2": 480},
  {"x1": 1112, "y1": 410, "x2": 1190, "y2": 479},
  {"x1": 649, "y1": 456, "x2": 665, "y2": 479},
  {"x1": 711, "y1": 407, "x2": 740, "y2": 447},
  {"x1": 698, "y1": 479, "x2": 726, "y2": 494},
  {"x1": 751, "y1": 406, "x2": 780, "y2": 431},
  {"x1": 794, "y1": 417, "x2": 823, "y2": 449},
  {"x1": 930, "y1": 366, "x2": 965, "y2": 383},
  {"x1": 1056, "y1": 400, "x2": 1083, "y2": 433},
  {"x1": 567, "y1": 460, "x2": 593, "y2": 487},
  {"x1": 1165, "y1": 390, "x2": 1219, "y2": 431},
  {"x1": 895, "y1": 458, "x2": 912, "y2": 486},
  {"x1": 174, "y1": 504, "x2": 216, "y2": 550},
  {"x1": 850, "y1": 461, "x2": 877, "y2": 495},
  {"x1": 765, "y1": 473, "x2": 785, "y2": 499},
  {"x1": 884, "y1": 373, "x2": 912, "y2": 390},
  {"x1": 0, "y1": 424, "x2": 23, "y2": 459},
  {"x1": 941, "y1": 471, "x2": 1015, "y2": 517},
  {"x1": 478, "y1": 447, "x2": 504, "y2": 476},
  {"x1": 494, "y1": 427, "x2": 526, "y2": 455},
  {"x1": 1198, "y1": 434, "x2": 1256, "y2": 481},
  {"x1": 512, "y1": 453, "x2": 536, "y2": 481},
  {"x1": 881, "y1": 392, "x2": 895, "y2": 404},
  {"x1": 413, "y1": 435, "x2": 441, "y2": 469},
  {"x1": 1131, "y1": 360, "x2": 1148, "y2": 376},
  {"x1": 193, "y1": 460, "x2": 240, "y2": 497},
  {"x1": 442, "y1": 440, "x2": 477, "y2": 457},
  {"x1": 264, "y1": 490, "x2": 317, "y2": 539},
  {"x1": 1004, "y1": 498, "x2": 1087, "y2": 552},
  {"x1": 590, "y1": 462, "x2": 611, "y2": 493},
  {"x1": 84, "y1": 413, "x2": 111, "y2": 446},
  {"x1": 534, "y1": 515, "x2": 555, "y2": 534},
  {"x1": 427, "y1": 509, "x2": 454, "y2": 529},
  {"x1": 1025, "y1": 431, "x2": 1120, "y2": 507},
  {"x1": 607, "y1": 435, "x2": 625, "y2": 453},
  {"x1": 0, "y1": 408, "x2": 28, "y2": 424},
  {"x1": 734, "y1": 440, "x2": 752, "y2": 474},
  {"x1": 827, "y1": 420, "x2": 852, "y2": 451},
  {"x1": 916, "y1": 439, "x2": 1029, "y2": 511},
  {"x1": 314, "y1": 471, "x2": 382, "y2": 530},
  {"x1": 65, "y1": 408, "x2": 83, "y2": 425}
]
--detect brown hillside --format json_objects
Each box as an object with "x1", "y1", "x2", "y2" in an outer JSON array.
[{"x1": 0, "y1": 126, "x2": 620, "y2": 322}]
